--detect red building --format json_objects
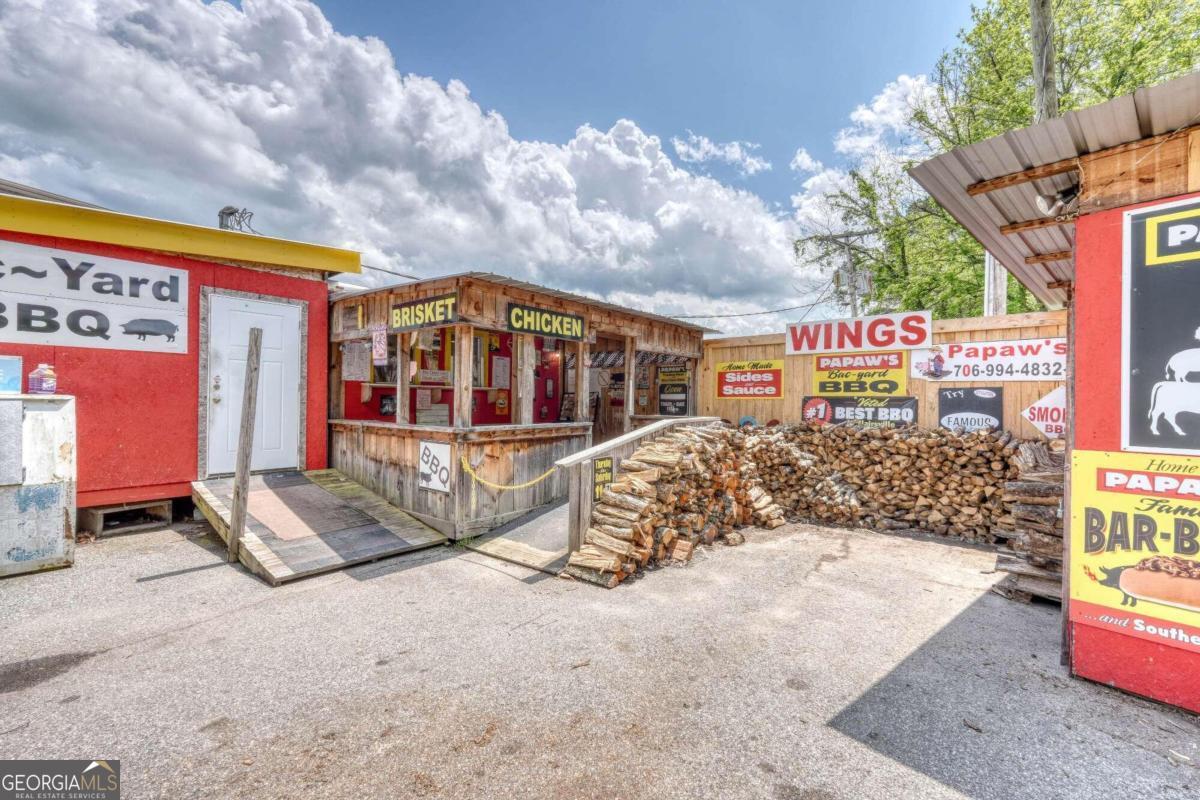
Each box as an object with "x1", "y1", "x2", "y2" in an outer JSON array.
[
  {"x1": 912, "y1": 71, "x2": 1200, "y2": 714},
  {"x1": 0, "y1": 187, "x2": 360, "y2": 508}
]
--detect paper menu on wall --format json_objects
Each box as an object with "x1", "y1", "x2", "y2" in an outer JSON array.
[
  {"x1": 341, "y1": 341, "x2": 371, "y2": 382},
  {"x1": 416, "y1": 389, "x2": 432, "y2": 410},
  {"x1": 371, "y1": 329, "x2": 388, "y2": 366},
  {"x1": 493, "y1": 356, "x2": 511, "y2": 389}
]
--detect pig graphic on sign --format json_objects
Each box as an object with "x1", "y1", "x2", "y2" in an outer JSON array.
[{"x1": 120, "y1": 319, "x2": 179, "y2": 342}]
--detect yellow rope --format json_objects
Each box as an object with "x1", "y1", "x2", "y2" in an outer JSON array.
[{"x1": 460, "y1": 455, "x2": 558, "y2": 491}]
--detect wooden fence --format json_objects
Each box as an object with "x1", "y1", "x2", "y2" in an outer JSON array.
[{"x1": 699, "y1": 311, "x2": 1066, "y2": 440}]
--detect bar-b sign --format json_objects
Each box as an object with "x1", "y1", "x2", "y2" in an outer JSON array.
[
  {"x1": 0, "y1": 240, "x2": 187, "y2": 353},
  {"x1": 1, "y1": 759, "x2": 120, "y2": 800},
  {"x1": 506, "y1": 303, "x2": 584, "y2": 340}
]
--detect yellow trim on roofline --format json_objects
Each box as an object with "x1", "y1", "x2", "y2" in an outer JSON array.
[{"x1": 0, "y1": 194, "x2": 360, "y2": 274}]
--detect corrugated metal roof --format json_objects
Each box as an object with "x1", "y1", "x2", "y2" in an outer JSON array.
[
  {"x1": 331, "y1": 271, "x2": 716, "y2": 333},
  {"x1": 0, "y1": 178, "x2": 104, "y2": 209},
  {"x1": 909, "y1": 70, "x2": 1200, "y2": 308}
]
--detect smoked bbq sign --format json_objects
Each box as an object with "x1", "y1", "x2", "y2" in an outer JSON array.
[
  {"x1": 786, "y1": 310, "x2": 931, "y2": 356},
  {"x1": 390, "y1": 293, "x2": 458, "y2": 332},
  {"x1": 0, "y1": 240, "x2": 187, "y2": 353},
  {"x1": 506, "y1": 303, "x2": 584, "y2": 341}
]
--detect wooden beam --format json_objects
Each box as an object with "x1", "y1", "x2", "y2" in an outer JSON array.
[
  {"x1": 453, "y1": 323, "x2": 473, "y2": 429},
  {"x1": 515, "y1": 333, "x2": 535, "y2": 425},
  {"x1": 1048, "y1": 279, "x2": 1073, "y2": 291},
  {"x1": 999, "y1": 214, "x2": 1075, "y2": 235},
  {"x1": 623, "y1": 336, "x2": 636, "y2": 433},
  {"x1": 1024, "y1": 250, "x2": 1073, "y2": 265},
  {"x1": 1189, "y1": 129, "x2": 1200, "y2": 193},
  {"x1": 574, "y1": 338, "x2": 589, "y2": 422},
  {"x1": 966, "y1": 160, "x2": 1078, "y2": 196},
  {"x1": 396, "y1": 332, "x2": 410, "y2": 424},
  {"x1": 228, "y1": 327, "x2": 263, "y2": 563},
  {"x1": 967, "y1": 127, "x2": 1198, "y2": 197}
]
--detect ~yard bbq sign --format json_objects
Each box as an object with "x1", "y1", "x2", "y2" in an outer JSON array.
[
  {"x1": 0, "y1": 240, "x2": 187, "y2": 353},
  {"x1": 1123, "y1": 196, "x2": 1200, "y2": 455},
  {"x1": 786, "y1": 311, "x2": 931, "y2": 356},
  {"x1": 812, "y1": 350, "x2": 906, "y2": 397},
  {"x1": 715, "y1": 360, "x2": 783, "y2": 399}
]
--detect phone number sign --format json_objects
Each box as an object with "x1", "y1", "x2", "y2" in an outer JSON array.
[{"x1": 911, "y1": 338, "x2": 1066, "y2": 381}]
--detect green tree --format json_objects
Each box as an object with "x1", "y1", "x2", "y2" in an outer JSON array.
[{"x1": 802, "y1": 0, "x2": 1200, "y2": 319}]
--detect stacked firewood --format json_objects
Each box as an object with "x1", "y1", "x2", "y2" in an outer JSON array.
[
  {"x1": 992, "y1": 440, "x2": 1066, "y2": 602},
  {"x1": 741, "y1": 423, "x2": 1019, "y2": 542},
  {"x1": 563, "y1": 424, "x2": 786, "y2": 588}
]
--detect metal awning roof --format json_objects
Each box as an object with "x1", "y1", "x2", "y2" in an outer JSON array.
[
  {"x1": 332, "y1": 271, "x2": 716, "y2": 333},
  {"x1": 909, "y1": 70, "x2": 1200, "y2": 308}
]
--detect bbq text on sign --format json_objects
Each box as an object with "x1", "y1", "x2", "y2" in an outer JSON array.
[
  {"x1": 911, "y1": 338, "x2": 1066, "y2": 381},
  {"x1": 0, "y1": 240, "x2": 187, "y2": 353},
  {"x1": 1123, "y1": 197, "x2": 1200, "y2": 456},
  {"x1": 715, "y1": 360, "x2": 783, "y2": 399},
  {"x1": 801, "y1": 396, "x2": 917, "y2": 429},
  {"x1": 1023, "y1": 386, "x2": 1067, "y2": 439},
  {"x1": 786, "y1": 311, "x2": 931, "y2": 355},
  {"x1": 418, "y1": 440, "x2": 451, "y2": 493},
  {"x1": 391, "y1": 293, "x2": 458, "y2": 332},
  {"x1": 812, "y1": 350, "x2": 906, "y2": 396},
  {"x1": 506, "y1": 303, "x2": 584, "y2": 340},
  {"x1": 1071, "y1": 450, "x2": 1200, "y2": 655}
]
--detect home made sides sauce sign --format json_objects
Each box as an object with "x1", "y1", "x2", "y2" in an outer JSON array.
[
  {"x1": 716, "y1": 360, "x2": 783, "y2": 399},
  {"x1": 787, "y1": 311, "x2": 931, "y2": 356}
]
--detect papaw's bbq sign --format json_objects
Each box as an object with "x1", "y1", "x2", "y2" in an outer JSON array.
[
  {"x1": 506, "y1": 303, "x2": 584, "y2": 341},
  {"x1": 1071, "y1": 450, "x2": 1200, "y2": 655},
  {"x1": 911, "y1": 338, "x2": 1066, "y2": 382},
  {"x1": 715, "y1": 360, "x2": 783, "y2": 399},
  {"x1": 0, "y1": 241, "x2": 187, "y2": 353},
  {"x1": 1123, "y1": 196, "x2": 1200, "y2": 456},
  {"x1": 787, "y1": 310, "x2": 931, "y2": 355},
  {"x1": 812, "y1": 350, "x2": 906, "y2": 397}
]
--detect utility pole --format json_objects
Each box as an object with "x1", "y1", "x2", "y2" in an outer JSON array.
[
  {"x1": 842, "y1": 241, "x2": 858, "y2": 318},
  {"x1": 1029, "y1": 0, "x2": 1058, "y2": 124}
]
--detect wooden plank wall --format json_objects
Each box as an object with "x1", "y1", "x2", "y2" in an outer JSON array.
[
  {"x1": 1080, "y1": 128, "x2": 1200, "y2": 213},
  {"x1": 699, "y1": 311, "x2": 1067, "y2": 440},
  {"x1": 329, "y1": 421, "x2": 591, "y2": 538}
]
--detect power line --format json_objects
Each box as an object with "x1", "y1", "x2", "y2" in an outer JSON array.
[
  {"x1": 361, "y1": 263, "x2": 422, "y2": 280},
  {"x1": 673, "y1": 280, "x2": 835, "y2": 319}
]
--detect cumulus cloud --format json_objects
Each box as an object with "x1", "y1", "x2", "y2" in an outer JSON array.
[
  {"x1": 670, "y1": 131, "x2": 772, "y2": 177},
  {"x1": 788, "y1": 147, "x2": 821, "y2": 174},
  {"x1": 833, "y1": 74, "x2": 935, "y2": 157},
  {"x1": 0, "y1": 0, "x2": 807, "y2": 334}
]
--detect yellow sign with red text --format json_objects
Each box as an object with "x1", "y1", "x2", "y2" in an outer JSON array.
[
  {"x1": 811, "y1": 350, "x2": 907, "y2": 397},
  {"x1": 1070, "y1": 449, "x2": 1200, "y2": 653}
]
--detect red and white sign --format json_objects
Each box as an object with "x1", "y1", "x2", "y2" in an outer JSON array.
[
  {"x1": 786, "y1": 311, "x2": 931, "y2": 355},
  {"x1": 716, "y1": 360, "x2": 784, "y2": 399},
  {"x1": 1023, "y1": 386, "x2": 1067, "y2": 438},
  {"x1": 1096, "y1": 468, "x2": 1200, "y2": 501},
  {"x1": 912, "y1": 337, "x2": 1067, "y2": 381}
]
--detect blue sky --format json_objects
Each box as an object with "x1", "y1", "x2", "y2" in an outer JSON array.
[{"x1": 320, "y1": 0, "x2": 974, "y2": 206}]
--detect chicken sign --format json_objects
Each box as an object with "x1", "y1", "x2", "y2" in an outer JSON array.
[{"x1": 786, "y1": 311, "x2": 932, "y2": 356}]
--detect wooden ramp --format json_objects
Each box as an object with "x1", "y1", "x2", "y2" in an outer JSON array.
[
  {"x1": 463, "y1": 499, "x2": 570, "y2": 575},
  {"x1": 192, "y1": 469, "x2": 447, "y2": 585}
]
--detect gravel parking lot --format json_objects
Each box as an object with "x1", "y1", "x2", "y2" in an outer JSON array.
[{"x1": 1, "y1": 520, "x2": 1197, "y2": 799}]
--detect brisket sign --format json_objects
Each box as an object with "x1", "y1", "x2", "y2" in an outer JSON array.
[{"x1": 786, "y1": 310, "x2": 931, "y2": 356}]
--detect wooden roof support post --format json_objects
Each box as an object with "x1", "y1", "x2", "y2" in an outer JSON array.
[
  {"x1": 396, "y1": 332, "x2": 411, "y2": 424},
  {"x1": 228, "y1": 327, "x2": 263, "y2": 563},
  {"x1": 453, "y1": 323, "x2": 473, "y2": 429},
  {"x1": 623, "y1": 336, "x2": 636, "y2": 433},
  {"x1": 515, "y1": 333, "x2": 536, "y2": 425},
  {"x1": 574, "y1": 338, "x2": 590, "y2": 422}
]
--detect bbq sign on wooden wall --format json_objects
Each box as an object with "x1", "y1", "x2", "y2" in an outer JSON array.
[{"x1": 0, "y1": 240, "x2": 187, "y2": 353}]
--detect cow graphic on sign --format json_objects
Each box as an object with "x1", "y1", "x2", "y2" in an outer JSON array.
[{"x1": 1149, "y1": 326, "x2": 1200, "y2": 437}]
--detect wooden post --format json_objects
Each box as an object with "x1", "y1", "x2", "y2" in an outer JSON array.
[
  {"x1": 228, "y1": 327, "x2": 263, "y2": 563},
  {"x1": 574, "y1": 338, "x2": 589, "y2": 422},
  {"x1": 686, "y1": 358, "x2": 698, "y2": 416},
  {"x1": 453, "y1": 324, "x2": 474, "y2": 429},
  {"x1": 623, "y1": 336, "x2": 636, "y2": 432},
  {"x1": 396, "y1": 332, "x2": 411, "y2": 424},
  {"x1": 516, "y1": 334, "x2": 536, "y2": 425}
]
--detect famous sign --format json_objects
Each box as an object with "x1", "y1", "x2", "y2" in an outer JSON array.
[
  {"x1": 786, "y1": 311, "x2": 931, "y2": 356},
  {"x1": 0, "y1": 240, "x2": 187, "y2": 353}
]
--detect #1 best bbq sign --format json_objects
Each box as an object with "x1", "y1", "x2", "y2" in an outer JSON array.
[
  {"x1": 0, "y1": 240, "x2": 187, "y2": 353},
  {"x1": 1123, "y1": 196, "x2": 1200, "y2": 455}
]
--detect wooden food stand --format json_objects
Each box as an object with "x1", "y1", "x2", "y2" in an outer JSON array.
[{"x1": 329, "y1": 272, "x2": 705, "y2": 539}]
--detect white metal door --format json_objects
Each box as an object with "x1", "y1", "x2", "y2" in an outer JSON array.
[{"x1": 206, "y1": 294, "x2": 302, "y2": 475}]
